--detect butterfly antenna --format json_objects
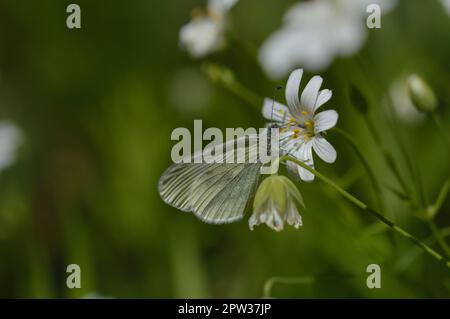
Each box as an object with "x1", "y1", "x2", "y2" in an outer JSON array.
[{"x1": 270, "y1": 85, "x2": 282, "y2": 122}]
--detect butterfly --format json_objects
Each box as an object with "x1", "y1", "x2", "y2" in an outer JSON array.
[{"x1": 158, "y1": 124, "x2": 290, "y2": 224}]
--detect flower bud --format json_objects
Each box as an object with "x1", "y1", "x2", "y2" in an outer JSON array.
[
  {"x1": 407, "y1": 74, "x2": 437, "y2": 113},
  {"x1": 249, "y1": 175, "x2": 304, "y2": 232}
]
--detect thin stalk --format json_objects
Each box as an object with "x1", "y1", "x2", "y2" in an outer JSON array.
[
  {"x1": 385, "y1": 96, "x2": 427, "y2": 208},
  {"x1": 431, "y1": 111, "x2": 450, "y2": 149},
  {"x1": 227, "y1": 80, "x2": 262, "y2": 111},
  {"x1": 332, "y1": 127, "x2": 384, "y2": 210},
  {"x1": 202, "y1": 63, "x2": 262, "y2": 110},
  {"x1": 280, "y1": 155, "x2": 450, "y2": 268},
  {"x1": 396, "y1": 227, "x2": 450, "y2": 270},
  {"x1": 429, "y1": 221, "x2": 450, "y2": 258},
  {"x1": 354, "y1": 54, "x2": 421, "y2": 207},
  {"x1": 364, "y1": 116, "x2": 413, "y2": 203},
  {"x1": 428, "y1": 179, "x2": 450, "y2": 220}
]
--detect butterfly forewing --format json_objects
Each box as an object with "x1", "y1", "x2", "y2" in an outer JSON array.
[{"x1": 158, "y1": 130, "x2": 276, "y2": 224}]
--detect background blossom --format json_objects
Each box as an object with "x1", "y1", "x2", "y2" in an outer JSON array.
[{"x1": 259, "y1": 0, "x2": 397, "y2": 78}]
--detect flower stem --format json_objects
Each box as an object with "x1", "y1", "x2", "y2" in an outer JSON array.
[
  {"x1": 431, "y1": 111, "x2": 450, "y2": 149},
  {"x1": 280, "y1": 155, "x2": 450, "y2": 268},
  {"x1": 428, "y1": 179, "x2": 450, "y2": 220},
  {"x1": 201, "y1": 62, "x2": 262, "y2": 110},
  {"x1": 332, "y1": 127, "x2": 384, "y2": 210},
  {"x1": 429, "y1": 221, "x2": 450, "y2": 258},
  {"x1": 385, "y1": 96, "x2": 427, "y2": 208},
  {"x1": 228, "y1": 80, "x2": 262, "y2": 111},
  {"x1": 364, "y1": 116, "x2": 414, "y2": 205}
]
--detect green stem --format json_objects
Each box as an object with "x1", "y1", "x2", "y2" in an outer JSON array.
[
  {"x1": 202, "y1": 62, "x2": 262, "y2": 110},
  {"x1": 263, "y1": 276, "x2": 315, "y2": 298},
  {"x1": 280, "y1": 155, "x2": 450, "y2": 268},
  {"x1": 364, "y1": 116, "x2": 414, "y2": 204},
  {"x1": 354, "y1": 55, "x2": 420, "y2": 207},
  {"x1": 227, "y1": 80, "x2": 262, "y2": 111},
  {"x1": 396, "y1": 227, "x2": 450, "y2": 270},
  {"x1": 428, "y1": 179, "x2": 450, "y2": 220},
  {"x1": 386, "y1": 96, "x2": 427, "y2": 208},
  {"x1": 332, "y1": 127, "x2": 384, "y2": 210},
  {"x1": 429, "y1": 221, "x2": 450, "y2": 258},
  {"x1": 431, "y1": 111, "x2": 450, "y2": 149}
]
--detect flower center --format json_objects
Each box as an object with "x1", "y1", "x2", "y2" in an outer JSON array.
[{"x1": 303, "y1": 120, "x2": 315, "y2": 141}]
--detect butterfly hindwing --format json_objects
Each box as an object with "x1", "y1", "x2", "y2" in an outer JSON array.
[{"x1": 193, "y1": 163, "x2": 262, "y2": 224}]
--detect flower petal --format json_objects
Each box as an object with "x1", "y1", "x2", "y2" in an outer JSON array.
[
  {"x1": 300, "y1": 75, "x2": 323, "y2": 113},
  {"x1": 262, "y1": 98, "x2": 291, "y2": 123},
  {"x1": 312, "y1": 136, "x2": 337, "y2": 163},
  {"x1": 289, "y1": 141, "x2": 314, "y2": 182},
  {"x1": 314, "y1": 89, "x2": 332, "y2": 111},
  {"x1": 208, "y1": 0, "x2": 238, "y2": 14},
  {"x1": 314, "y1": 110, "x2": 338, "y2": 133},
  {"x1": 179, "y1": 17, "x2": 224, "y2": 58},
  {"x1": 285, "y1": 69, "x2": 303, "y2": 117},
  {"x1": 286, "y1": 202, "x2": 302, "y2": 229}
]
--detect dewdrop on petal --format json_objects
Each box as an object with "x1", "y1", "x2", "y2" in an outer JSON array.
[
  {"x1": 249, "y1": 175, "x2": 305, "y2": 232},
  {"x1": 407, "y1": 74, "x2": 437, "y2": 113}
]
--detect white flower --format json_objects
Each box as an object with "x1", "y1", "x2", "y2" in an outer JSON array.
[
  {"x1": 0, "y1": 121, "x2": 22, "y2": 172},
  {"x1": 441, "y1": 0, "x2": 450, "y2": 15},
  {"x1": 262, "y1": 69, "x2": 338, "y2": 181},
  {"x1": 179, "y1": 0, "x2": 238, "y2": 58},
  {"x1": 249, "y1": 174, "x2": 304, "y2": 232},
  {"x1": 259, "y1": 0, "x2": 397, "y2": 78}
]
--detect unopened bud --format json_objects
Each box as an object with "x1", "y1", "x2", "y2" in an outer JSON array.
[{"x1": 407, "y1": 74, "x2": 437, "y2": 113}]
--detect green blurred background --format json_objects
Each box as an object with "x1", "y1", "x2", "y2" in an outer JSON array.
[{"x1": 0, "y1": 0, "x2": 449, "y2": 298}]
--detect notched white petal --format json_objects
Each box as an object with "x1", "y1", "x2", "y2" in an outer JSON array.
[
  {"x1": 285, "y1": 69, "x2": 303, "y2": 115},
  {"x1": 315, "y1": 89, "x2": 332, "y2": 111},
  {"x1": 262, "y1": 98, "x2": 291, "y2": 122},
  {"x1": 314, "y1": 109, "x2": 338, "y2": 133},
  {"x1": 300, "y1": 75, "x2": 323, "y2": 113},
  {"x1": 312, "y1": 136, "x2": 337, "y2": 163}
]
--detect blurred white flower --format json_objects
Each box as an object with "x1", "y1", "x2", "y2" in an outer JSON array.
[
  {"x1": 441, "y1": 0, "x2": 450, "y2": 15},
  {"x1": 259, "y1": 0, "x2": 397, "y2": 78},
  {"x1": 389, "y1": 77, "x2": 425, "y2": 125},
  {"x1": 179, "y1": 0, "x2": 238, "y2": 58},
  {"x1": 249, "y1": 174, "x2": 304, "y2": 232},
  {"x1": 262, "y1": 69, "x2": 338, "y2": 181},
  {"x1": 0, "y1": 121, "x2": 22, "y2": 172}
]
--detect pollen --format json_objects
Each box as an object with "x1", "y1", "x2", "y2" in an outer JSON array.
[
  {"x1": 301, "y1": 110, "x2": 309, "y2": 116},
  {"x1": 292, "y1": 127, "x2": 301, "y2": 139}
]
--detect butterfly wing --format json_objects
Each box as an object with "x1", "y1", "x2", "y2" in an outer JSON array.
[
  {"x1": 158, "y1": 133, "x2": 266, "y2": 224},
  {"x1": 189, "y1": 162, "x2": 262, "y2": 223}
]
